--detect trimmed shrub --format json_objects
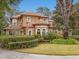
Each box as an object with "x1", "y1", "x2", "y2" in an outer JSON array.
[
  {"x1": 0, "y1": 36, "x2": 39, "y2": 49},
  {"x1": 50, "y1": 38, "x2": 78, "y2": 45},
  {"x1": 7, "y1": 39, "x2": 38, "y2": 49}
]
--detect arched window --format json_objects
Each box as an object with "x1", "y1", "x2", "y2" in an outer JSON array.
[
  {"x1": 42, "y1": 29, "x2": 46, "y2": 35},
  {"x1": 29, "y1": 31, "x2": 31, "y2": 36},
  {"x1": 37, "y1": 29, "x2": 40, "y2": 35},
  {"x1": 23, "y1": 29, "x2": 26, "y2": 35}
]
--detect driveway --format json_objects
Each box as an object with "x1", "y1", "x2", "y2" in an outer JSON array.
[{"x1": 0, "y1": 49, "x2": 79, "y2": 59}]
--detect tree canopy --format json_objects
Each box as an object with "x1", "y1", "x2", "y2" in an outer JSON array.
[
  {"x1": 0, "y1": 0, "x2": 22, "y2": 34},
  {"x1": 36, "y1": 7, "x2": 51, "y2": 17}
]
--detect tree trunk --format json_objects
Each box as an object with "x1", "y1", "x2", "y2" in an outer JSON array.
[
  {"x1": 0, "y1": 30, "x2": 1, "y2": 35},
  {"x1": 63, "y1": 10, "x2": 69, "y2": 39},
  {"x1": 63, "y1": 26, "x2": 69, "y2": 39}
]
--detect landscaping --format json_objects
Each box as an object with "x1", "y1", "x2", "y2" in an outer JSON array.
[
  {"x1": 0, "y1": 32, "x2": 79, "y2": 55},
  {"x1": 0, "y1": 36, "x2": 39, "y2": 49},
  {"x1": 14, "y1": 32, "x2": 79, "y2": 56},
  {"x1": 0, "y1": 31, "x2": 78, "y2": 56},
  {"x1": 16, "y1": 43, "x2": 79, "y2": 56},
  {"x1": 50, "y1": 38, "x2": 78, "y2": 45},
  {"x1": 0, "y1": 0, "x2": 79, "y2": 57}
]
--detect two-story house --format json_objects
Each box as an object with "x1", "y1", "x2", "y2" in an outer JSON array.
[{"x1": 4, "y1": 12, "x2": 54, "y2": 36}]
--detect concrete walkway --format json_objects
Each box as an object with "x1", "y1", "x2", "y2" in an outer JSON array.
[{"x1": 0, "y1": 50, "x2": 79, "y2": 59}]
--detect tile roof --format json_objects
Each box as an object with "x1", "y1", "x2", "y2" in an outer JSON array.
[
  {"x1": 22, "y1": 12, "x2": 48, "y2": 18},
  {"x1": 11, "y1": 15, "x2": 21, "y2": 19},
  {"x1": 11, "y1": 12, "x2": 48, "y2": 19}
]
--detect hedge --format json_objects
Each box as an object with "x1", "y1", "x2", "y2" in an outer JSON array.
[{"x1": 0, "y1": 36, "x2": 39, "y2": 49}]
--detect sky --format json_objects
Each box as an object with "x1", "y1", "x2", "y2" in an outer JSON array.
[{"x1": 18, "y1": 0, "x2": 78, "y2": 12}]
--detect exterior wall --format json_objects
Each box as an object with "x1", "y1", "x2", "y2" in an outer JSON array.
[
  {"x1": 32, "y1": 17, "x2": 48, "y2": 24},
  {"x1": 19, "y1": 15, "x2": 49, "y2": 36},
  {"x1": 17, "y1": 18, "x2": 22, "y2": 28},
  {"x1": 6, "y1": 13, "x2": 53, "y2": 36},
  {"x1": 22, "y1": 15, "x2": 27, "y2": 26},
  {"x1": 22, "y1": 16, "x2": 48, "y2": 24},
  {"x1": 48, "y1": 20, "x2": 54, "y2": 27}
]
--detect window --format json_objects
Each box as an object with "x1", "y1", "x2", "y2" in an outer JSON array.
[
  {"x1": 12, "y1": 19, "x2": 17, "y2": 25},
  {"x1": 37, "y1": 29, "x2": 40, "y2": 35},
  {"x1": 29, "y1": 31, "x2": 32, "y2": 36},
  {"x1": 23, "y1": 29, "x2": 26, "y2": 35},
  {"x1": 26, "y1": 16, "x2": 31, "y2": 22},
  {"x1": 42, "y1": 29, "x2": 46, "y2": 35}
]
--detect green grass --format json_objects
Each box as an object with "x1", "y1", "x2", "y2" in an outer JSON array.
[
  {"x1": 16, "y1": 43, "x2": 79, "y2": 56},
  {"x1": 50, "y1": 38, "x2": 78, "y2": 45}
]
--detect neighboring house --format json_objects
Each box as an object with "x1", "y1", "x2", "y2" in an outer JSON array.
[{"x1": 4, "y1": 12, "x2": 54, "y2": 36}]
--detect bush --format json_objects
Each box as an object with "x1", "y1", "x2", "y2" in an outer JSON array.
[
  {"x1": 66, "y1": 38, "x2": 78, "y2": 44},
  {"x1": 42, "y1": 32, "x2": 62, "y2": 42},
  {"x1": 0, "y1": 36, "x2": 35, "y2": 42},
  {"x1": 6, "y1": 39, "x2": 38, "y2": 49},
  {"x1": 34, "y1": 34, "x2": 43, "y2": 42},
  {"x1": 0, "y1": 36, "x2": 39, "y2": 49},
  {"x1": 72, "y1": 29, "x2": 79, "y2": 35},
  {"x1": 50, "y1": 38, "x2": 78, "y2": 45}
]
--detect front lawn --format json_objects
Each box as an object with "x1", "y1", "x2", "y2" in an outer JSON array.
[{"x1": 16, "y1": 43, "x2": 79, "y2": 56}]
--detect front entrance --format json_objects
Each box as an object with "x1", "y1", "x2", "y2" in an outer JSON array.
[
  {"x1": 35, "y1": 25, "x2": 48, "y2": 36},
  {"x1": 36, "y1": 29, "x2": 47, "y2": 36}
]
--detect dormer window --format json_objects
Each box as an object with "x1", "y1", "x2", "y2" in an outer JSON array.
[{"x1": 26, "y1": 16, "x2": 31, "y2": 22}]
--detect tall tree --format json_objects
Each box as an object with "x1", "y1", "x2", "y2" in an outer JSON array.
[
  {"x1": 0, "y1": 0, "x2": 22, "y2": 34},
  {"x1": 53, "y1": 2, "x2": 79, "y2": 35},
  {"x1": 52, "y1": 10, "x2": 63, "y2": 30},
  {"x1": 57, "y1": 0, "x2": 73, "y2": 39},
  {"x1": 36, "y1": 7, "x2": 51, "y2": 17}
]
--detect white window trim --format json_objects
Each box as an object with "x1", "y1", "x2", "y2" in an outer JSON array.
[
  {"x1": 26, "y1": 16, "x2": 31, "y2": 22},
  {"x1": 28, "y1": 29, "x2": 32, "y2": 36},
  {"x1": 12, "y1": 19, "x2": 17, "y2": 25}
]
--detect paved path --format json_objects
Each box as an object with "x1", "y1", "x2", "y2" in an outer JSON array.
[{"x1": 0, "y1": 49, "x2": 79, "y2": 59}]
